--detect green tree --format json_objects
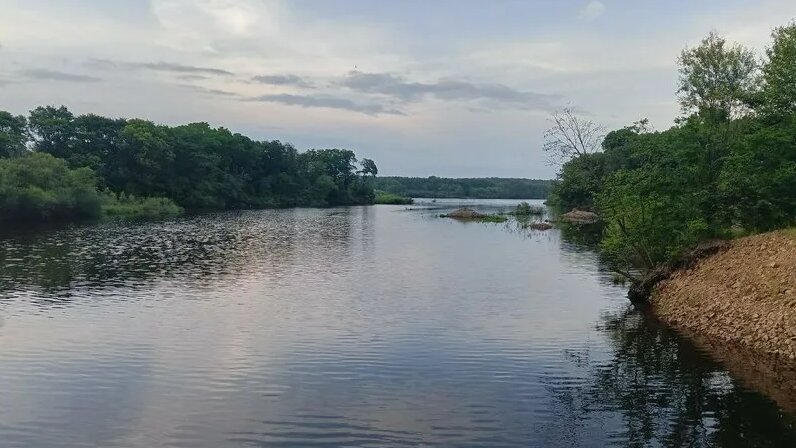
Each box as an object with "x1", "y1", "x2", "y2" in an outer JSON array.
[
  {"x1": 0, "y1": 112, "x2": 27, "y2": 157},
  {"x1": 677, "y1": 32, "x2": 758, "y2": 120},
  {"x1": 0, "y1": 152, "x2": 101, "y2": 223},
  {"x1": 359, "y1": 158, "x2": 378, "y2": 176},
  {"x1": 70, "y1": 113, "x2": 127, "y2": 172},
  {"x1": 549, "y1": 153, "x2": 607, "y2": 210},
  {"x1": 3, "y1": 105, "x2": 378, "y2": 220},
  {"x1": 759, "y1": 22, "x2": 796, "y2": 117},
  {"x1": 28, "y1": 105, "x2": 75, "y2": 158}
]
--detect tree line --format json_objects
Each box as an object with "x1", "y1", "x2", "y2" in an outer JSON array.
[
  {"x1": 373, "y1": 176, "x2": 551, "y2": 199},
  {"x1": 548, "y1": 22, "x2": 796, "y2": 283},
  {"x1": 0, "y1": 106, "x2": 379, "y2": 224}
]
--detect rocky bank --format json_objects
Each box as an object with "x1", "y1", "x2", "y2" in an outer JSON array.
[{"x1": 652, "y1": 229, "x2": 796, "y2": 363}]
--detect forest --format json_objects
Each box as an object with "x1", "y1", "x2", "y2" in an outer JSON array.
[
  {"x1": 373, "y1": 176, "x2": 551, "y2": 199},
  {"x1": 548, "y1": 22, "x2": 796, "y2": 281},
  {"x1": 0, "y1": 107, "x2": 378, "y2": 224}
]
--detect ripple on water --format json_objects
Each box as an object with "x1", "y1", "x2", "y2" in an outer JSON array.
[{"x1": 0, "y1": 205, "x2": 795, "y2": 447}]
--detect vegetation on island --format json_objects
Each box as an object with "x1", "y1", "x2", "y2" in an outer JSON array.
[
  {"x1": 0, "y1": 106, "x2": 379, "y2": 225},
  {"x1": 441, "y1": 208, "x2": 508, "y2": 223},
  {"x1": 548, "y1": 22, "x2": 796, "y2": 299},
  {"x1": 374, "y1": 191, "x2": 414, "y2": 205},
  {"x1": 509, "y1": 201, "x2": 545, "y2": 217},
  {"x1": 374, "y1": 176, "x2": 551, "y2": 199}
]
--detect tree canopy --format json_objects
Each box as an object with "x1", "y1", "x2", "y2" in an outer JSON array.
[
  {"x1": 550, "y1": 23, "x2": 796, "y2": 278},
  {"x1": 0, "y1": 106, "x2": 380, "y2": 224}
]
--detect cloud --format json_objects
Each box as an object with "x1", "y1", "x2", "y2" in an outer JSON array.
[
  {"x1": 251, "y1": 74, "x2": 314, "y2": 88},
  {"x1": 578, "y1": 1, "x2": 606, "y2": 22},
  {"x1": 86, "y1": 59, "x2": 233, "y2": 76},
  {"x1": 176, "y1": 74, "x2": 211, "y2": 81},
  {"x1": 339, "y1": 71, "x2": 559, "y2": 110},
  {"x1": 179, "y1": 84, "x2": 238, "y2": 97},
  {"x1": 133, "y1": 62, "x2": 234, "y2": 76},
  {"x1": 246, "y1": 93, "x2": 404, "y2": 116},
  {"x1": 22, "y1": 69, "x2": 102, "y2": 83}
]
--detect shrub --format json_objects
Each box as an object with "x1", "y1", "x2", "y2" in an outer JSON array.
[
  {"x1": 375, "y1": 191, "x2": 413, "y2": 205},
  {"x1": 0, "y1": 152, "x2": 101, "y2": 223},
  {"x1": 512, "y1": 201, "x2": 545, "y2": 216}
]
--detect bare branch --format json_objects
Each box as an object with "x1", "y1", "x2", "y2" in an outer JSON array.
[{"x1": 542, "y1": 106, "x2": 605, "y2": 164}]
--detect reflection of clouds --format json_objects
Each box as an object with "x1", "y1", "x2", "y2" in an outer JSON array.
[
  {"x1": 0, "y1": 344, "x2": 154, "y2": 447},
  {"x1": 1, "y1": 206, "x2": 794, "y2": 446}
]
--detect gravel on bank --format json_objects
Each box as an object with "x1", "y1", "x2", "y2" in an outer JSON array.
[{"x1": 652, "y1": 229, "x2": 796, "y2": 363}]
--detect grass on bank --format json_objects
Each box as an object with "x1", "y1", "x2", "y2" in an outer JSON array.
[
  {"x1": 375, "y1": 191, "x2": 414, "y2": 205},
  {"x1": 100, "y1": 190, "x2": 183, "y2": 219}
]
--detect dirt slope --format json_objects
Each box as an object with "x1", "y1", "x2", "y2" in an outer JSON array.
[{"x1": 652, "y1": 229, "x2": 796, "y2": 362}]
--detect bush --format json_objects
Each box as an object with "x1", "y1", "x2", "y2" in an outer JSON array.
[
  {"x1": 100, "y1": 190, "x2": 183, "y2": 219},
  {"x1": 0, "y1": 152, "x2": 101, "y2": 223},
  {"x1": 375, "y1": 191, "x2": 413, "y2": 205},
  {"x1": 511, "y1": 201, "x2": 545, "y2": 216}
]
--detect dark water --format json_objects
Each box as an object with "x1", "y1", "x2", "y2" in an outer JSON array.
[{"x1": 0, "y1": 201, "x2": 794, "y2": 447}]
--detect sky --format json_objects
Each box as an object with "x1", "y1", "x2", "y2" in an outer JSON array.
[{"x1": 0, "y1": 0, "x2": 794, "y2": 178}]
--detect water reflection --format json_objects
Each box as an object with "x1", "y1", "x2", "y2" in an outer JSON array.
[
  {"x1": 0, "y1": 204, "x2": 794, "y2": 447},
  {"x1": 555, "y1": 307, "x2": 796, "y2": 447},
  {"x1": 0, "y1": 208, "x2": 370, "y2": 308}
]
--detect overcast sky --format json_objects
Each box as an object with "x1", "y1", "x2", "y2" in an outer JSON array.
[{"x1": 0, "y1": 0, "x2": 793, "y2": 178}]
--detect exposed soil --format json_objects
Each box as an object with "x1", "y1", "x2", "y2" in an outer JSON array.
[
  {"x1": 652, "y1": 229, "x2": 796, "y2": 363},
  {"x1": 528, "y1": 222, "x2": 553, "y2": 231},
  {"x1": 560, "y1": 208, "x2": 599, "y2": 224},
  {"x1": 443, "y1": 208, "x2": 485, "y2": 219}
]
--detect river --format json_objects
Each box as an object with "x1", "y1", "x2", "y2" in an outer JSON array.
[{"x1": 0, "y1": 200, "x2": 794, "y2": 447}]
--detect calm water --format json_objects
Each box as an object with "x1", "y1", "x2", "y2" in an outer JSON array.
[{"x1": 0, "y1": 201, "x2": 794, "y2": 447}]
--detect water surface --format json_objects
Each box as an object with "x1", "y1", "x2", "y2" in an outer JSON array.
[{"x1": 0, "y1": 201, "x2": 794, "y2": 447}]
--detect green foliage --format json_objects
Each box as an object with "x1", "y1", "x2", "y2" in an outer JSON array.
[
  {"x1": 760, "y1": 22, "x2": 796, "y2": 117},
  {"x1": 553, "y1": 25, "x2": 796, "y2": 276},
  {"x1": 3, "y1": 106, "x2": 379, "y2": 216},
  {"x1": 99, "y1": 190, "x2": 183, "y2": 219},
  {"x1": 375, "y1": 191, "x2": 413, "y2": 205},
  {"x1": 598, "y1": 166, "x2": 711, "y2": 270},
  {"x1": 718, "y1": 116, "x2": 796, "y2": 231},
  {"x1": 28, "y1": 105, "x2": 75, "y2": 159},
  {"x1": 0, "y1": 152, "x2": 101, "y2": 223},
  {"x1": 511, "y1": 201, "x2": 544, "y2": 216},
  {"x1": 549, "y1": 153, "x2": 608, "y2": 210},
  {"x1": 677, "y1": 31, "x2": 758, "y2": 119},
  {"x1": 0, "y1": 112, "x2": 27, "y2": 157},
  {"x1": 373, "y1": 176, "x2": 551, "y2": 199}
]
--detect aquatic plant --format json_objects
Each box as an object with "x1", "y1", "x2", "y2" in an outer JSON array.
[{"x1": 375, "y1": 191, "x2": 413, "y2": 205}]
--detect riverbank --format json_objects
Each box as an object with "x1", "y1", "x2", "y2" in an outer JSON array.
[{"x1": 651, "y1": 229, "x2": 796, "y2": 364}]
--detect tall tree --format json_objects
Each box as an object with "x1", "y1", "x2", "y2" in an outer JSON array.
[
  {"x1": 759, "y1": 22, "x2": 796, "y2": 117},
  {"x1": 677, "y1": 32, "x2": 757, "y2": 120},
  {"x1": 359, "y1": 158, "x2": 378, "y2": 176},
  {"x1": 28, "y1": 105, "x2": 76, "y2": 159},
  {"x1": 0, "y1": 112, "x2": 27, "y2": 157}
]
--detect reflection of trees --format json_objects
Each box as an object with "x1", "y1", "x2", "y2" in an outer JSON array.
[
  {"x1": 559, "y1": 222, "x2": 604, "y2": 250},
  {"x1": 554, "y1": 307, "x2": 796, "y2": 447},
  {"x1": 0, "y1": 209, "x2": 362, "y2": 308}
]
